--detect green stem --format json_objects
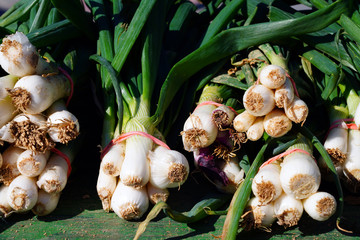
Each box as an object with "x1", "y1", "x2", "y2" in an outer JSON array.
[{"x1": 221, "y1": 138, "x2": 271, "y2": 240}]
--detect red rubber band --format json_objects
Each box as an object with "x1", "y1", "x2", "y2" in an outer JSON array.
[
  {"x1": 51, "y1": 148, "x2": 72, "y2": 178},
  {"x1": 58, "y1": 67, "x2": 74, "y2": 107},
  {"x1": 259, "y1": 148, "x2": 313, "y2": 170},
  {"x1": 324, "y1": 118, "x2": 356, "y2": 141},
  {"x1": 101, "y1": 131, "x2": 170, "y2": 159},
  {"x1": 285, "y1": 73, "x2": 300, "y2": 98},
  {"x1": 195, "y1": 101, "x2": 238, "y2": 115}
]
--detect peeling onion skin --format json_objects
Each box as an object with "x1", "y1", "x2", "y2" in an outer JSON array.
[
  {"x1": 243, "y1": 84, "x2": 275, "y2": 117},
  {"x1": 303, "y1": 192, "x2": 336, "y2": 221},
  {"x1": 259, "y1": 65, "x2": 287, "y2": 89}
]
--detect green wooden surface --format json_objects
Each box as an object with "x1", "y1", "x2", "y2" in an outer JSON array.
[{"x1": 1, "y1": 149, "x2": 360, "y2": 240}]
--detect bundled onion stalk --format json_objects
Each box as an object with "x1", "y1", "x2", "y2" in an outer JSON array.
[
  {"x1": 0, "y1": 32, "x2": 81, "y2": 217},
  {"x1": 90, "y1": 0, "x2": 193, "y2": 221}
]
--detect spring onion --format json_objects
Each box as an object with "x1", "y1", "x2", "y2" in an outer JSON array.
[
  {"x1": 32, "y1": 190, "x2": 61, "y2": 216},
  {"x1": 0, "y1": 32, "x2": 56, "y2": 77},
  {"x1": 303, "y1": 191, "x2": 337, "y2": 221},
  {"x1": 111, "y1": 181, "x2": 149, "y2": 220},
  {"x1": 243, "y1": 197, "x2": 276, "y2": 230},
  {"x1": 7, "y1": 175, "x2": 38, "y2": 212},
  {"x1": 7, "y1": 74, "x2": 71, "y2": 114},
  {"x1": 263, "y1": 108, "x2": 292, "y2": 138},
  {"x1": 147, "y1": 182, "x2": 169, "y2": 205},
  {"x1": 181, "y1": 104, "x2": 218, "y2": 152},
  {"x1": 96, "y1": 167, "x2": 117, "y2": 212},
  {"x1": 16, "y1": 149, "x2": 50, "y2": 177},
  {"x1": 252, "y1": 162, "x2": 282, "y2": 204},
  {"x1": 259, "y1": 64, "x2": 287, "y2": 89},
  {"x1": 0, "y1": 145, "x2": 24, "y2": 185},
  {"x1": 148, "y1": 146, "x2": 189, "y2": 189},
  {"x1": 274, "y1": 192, "x2": 303, "y2": 228},
  {"x1": 233, "y1": 110, "x2": 257, "y2": 133},
  {"x1": 0, "y1": 185, "x2": 12, "y2": 217},
  {"x1": 243, "y1": 84, "x2": 275, "y2": 117}
]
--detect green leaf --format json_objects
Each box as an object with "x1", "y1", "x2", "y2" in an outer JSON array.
[{"x1": 152, "y1": 0, "x2": 350, "y2": 124}]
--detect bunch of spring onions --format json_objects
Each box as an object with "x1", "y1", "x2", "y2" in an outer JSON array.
[
  {"x1": 87, "y1": 0, "x2": 191, "y2": 221},
  {"x1": 181, "y1": 82, "x2": 246, "y2": 193},
  {"x1": 319, "y1": 91, "x2": 360, "y2": 193},
  {"x1": 0, "y1": 32, "x2": 80, "y2": 217},
  {"x1": 233, "y1": 64, "x2": 309, "y2": 139},
  {"x1": 244, "y1": 135, "x2": 337, "y2": 230}
]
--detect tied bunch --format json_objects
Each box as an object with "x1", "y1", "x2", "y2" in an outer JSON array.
[
  {"x1": 97, "y1": 130, "x2": 190, "y2": 221},
  {"x1": 234, "y1": 64, "x2": 309, "y2": 139},
  {"x1": 321, "y1": 102, "x2": 360, "y2": 193},
  {"x1": 181, "y1": 83, "x2": 246, "y2": 194},
  {"x1": 243, "y1": 136, "x2": 336, "y2": 230},
  {"x1": 0, "y1": 32, "x2": 80, "y2": 217}
]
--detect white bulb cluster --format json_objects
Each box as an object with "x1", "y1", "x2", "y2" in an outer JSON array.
[
  {"x1": 181, "y1": 102, "x2": 245, "y2": 194},
  {"x1": 0, "y1": 145, "x2": 69, "y2": 217},
  {"x1": 0, "y1": 32, "x2": 80, "y2": 217},
  {"x1": 97, "y1": 133, "x2": 189, "y2": 220},
  {"x1": 234, "y1": 64, "x2": 309, "y2": 139},
  {"x1": 247, "y1": 151, "x2": 336, "y2": 230}
]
